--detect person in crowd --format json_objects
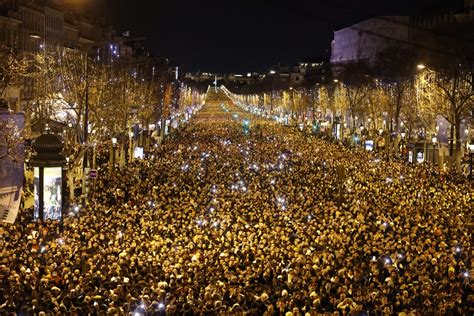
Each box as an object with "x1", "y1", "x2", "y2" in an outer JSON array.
[{"x1": 1, "y1": 99, "x2": 471, "y2": 315}]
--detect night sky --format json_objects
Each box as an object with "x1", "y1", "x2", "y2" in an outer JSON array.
[{"x1": 99, "y1": 0, "x2": 427, "y2": 74}]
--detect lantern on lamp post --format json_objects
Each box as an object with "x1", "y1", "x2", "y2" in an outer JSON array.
[{"x1": 30, "y1": 132, "x2": 66, "y2": 221}]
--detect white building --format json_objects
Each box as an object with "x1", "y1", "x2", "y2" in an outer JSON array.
[{"x1": 331, "y1": 16, "x2": 410, "y2": 66}]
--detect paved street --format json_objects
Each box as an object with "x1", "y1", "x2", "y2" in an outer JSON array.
[{"x1": 3, "y1": 88, "x2": 471, "y2": 314}]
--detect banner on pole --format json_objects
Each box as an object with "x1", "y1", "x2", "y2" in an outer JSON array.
[{"x1": 0, "y1": 111, "x2": 25, "y2": 224}]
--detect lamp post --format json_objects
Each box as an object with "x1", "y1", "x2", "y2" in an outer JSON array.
[
  {"x1": 431, "y1": 136, "x2": 437, "y2": 164},
  {"x1": 269, "y1": 70, "x2": 276, "y2": 114},
  {"x1": 111, "y1": 137, "x2": 117, "y2": 170},
  {"x1": 378, "y1": 128, "x2": 384, "y2": 152},
  {"x1": 129, "y1": 131, "x2": 134, "y2": 161},
  {"x1": 30, "y1": 132, "x2": 66, "y2": 221},
  {"x1": 401, "y1": 132, "x2": 406, "y2": 159}
]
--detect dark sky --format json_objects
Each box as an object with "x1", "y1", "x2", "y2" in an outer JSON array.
[{"x1": 101, "y1": 0, "x2": 423, "y2": 74}]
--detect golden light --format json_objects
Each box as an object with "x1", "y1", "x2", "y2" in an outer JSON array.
[{"x1": 417, "y1": 64, "x2": 426, "y2": 70}]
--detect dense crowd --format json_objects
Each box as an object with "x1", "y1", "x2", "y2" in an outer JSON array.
[{"x1": 1, "y1": 90, "x2": 472, "y2": 315}]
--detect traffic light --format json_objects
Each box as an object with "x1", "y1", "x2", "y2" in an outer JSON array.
[
  {"x1": 312, "y1": 120, "x2": 319, "y2": 133},
  {"x1": 243, "y1": 119, "x2": 250, "y2": 135}
]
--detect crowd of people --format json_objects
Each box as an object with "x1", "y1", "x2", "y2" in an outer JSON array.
[{"x1": 1, "y1": 89, "x2": 472, "y2": 315}]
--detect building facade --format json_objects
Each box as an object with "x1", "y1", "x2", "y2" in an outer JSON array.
[
  {"x1": 0, "y1": 0, "x2": 116, "y2": 52},
  {"x1": 0, "y1": 0, "x2": 134, "y2": 110},
  {"x1": 331, "y1": 16, "x2": 411, "y2": 66},
  {"x1": 331, "y1": 1, "x2": 474, "y2": 68},
  {"x1": 409, "y1": 0, "x2": 473, "y2": 62},
  {"x1": 0, "y1": 8, "x2": 20, "y2": 50}
]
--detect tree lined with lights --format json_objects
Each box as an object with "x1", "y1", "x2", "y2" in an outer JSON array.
[
  {"x1": 227, "y1": 52, "x2": 472, "y2": 173},
  {"x1": 1, "y1": 43, "x2": 206, "y2": 199},
  {"x1": 375, "y1": 47, "x2": 417, "y2": 133},
  {"x1": 415, "y1": 62, "x2": 473, "y2": 170}
]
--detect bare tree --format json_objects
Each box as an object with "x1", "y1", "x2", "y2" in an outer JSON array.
[
  {"x1": 336, "y1": 62, "x2": 372, "y2": 131},
  {"x1": 0, "y1": 48, "x2": 32, "y2": 106},
  {"x1": 374, "y1": 47, "x2": 417, "y2": 134},
  {"x1": 0, "y1": 114, "x2": 23, "y2": 162},
  {"x1": 416, "y1": 62, "x2": 473, "y2": 170}
]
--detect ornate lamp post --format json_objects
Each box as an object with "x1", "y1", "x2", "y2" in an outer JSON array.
[
  {"x1": 111, "y1": 137, "x2": 117, "y2": 170},
  {"x1": 30, "y1": 132, "x2": 66, "y2": 221},
  {"x1": 431, "y1": 135, "x2": 437, "y2": 164}
]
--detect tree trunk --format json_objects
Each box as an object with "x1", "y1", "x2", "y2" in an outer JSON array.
[
  {"x1": 423, "y1": 140, "x2": 427, "y2": 163},
  {"x1": 351, "y1": 112, "x2": 356, "y2": 133},
  {"x1": 394, "y1": 102, "x2": 401, "y2": 133},
  {"x1": 449, "y1": 123, "x2": 454, "y2": 157},
  {"x1": 67, "y1": 170, "x2": 74, "y2": 200},
  {"x1": 454, "y1": 115, "x2": 462, "y2": 172}
]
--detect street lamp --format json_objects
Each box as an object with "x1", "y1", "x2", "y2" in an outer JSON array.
[
  {"x1": 417, "y1": 64, "x2": 426, "y2": 70},
  {"x1": 129, "y1": 131, "x2": 134, "y2": 161},
  {"x1": 111, "y1": 137, "x2": 117, "y2": 170},
  {"x1": 29, "y1": 33, "x2": 41, "y2": 39},
  {"x1": 431, "y1": 136, "x2": 437, "y2": 164},
  {"x1": 29, "y1": 33, "x2": 45, "y2": 53},
  {"x1": 269, "y1": 70, "x2": 276, "y2": 114},
  {"x1": 400, "y1": 132, "x2": 406, "y2": 158}
]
